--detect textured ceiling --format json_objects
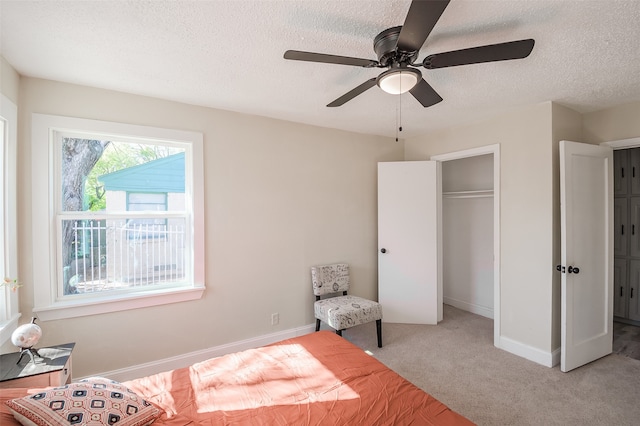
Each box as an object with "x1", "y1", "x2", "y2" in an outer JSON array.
[{"x1": 1, "y1": 0, "x2": 639, "y2": 138}]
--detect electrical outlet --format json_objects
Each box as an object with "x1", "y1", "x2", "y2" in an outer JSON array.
[{"x1": 271, "y1": 313, "x2": 279, "y2": 325}]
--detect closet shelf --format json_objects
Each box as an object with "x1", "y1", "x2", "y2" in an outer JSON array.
[{"x1": 443, "y1": 189, "x2": 494, "y2": 199}]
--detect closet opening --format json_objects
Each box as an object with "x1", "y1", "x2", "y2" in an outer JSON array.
[{"x1": 432, "y1": 144, "x2": 500, "y2": 346}]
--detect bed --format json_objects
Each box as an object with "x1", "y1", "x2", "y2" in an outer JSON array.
[{"x1": 1, "y1": 331, "x2": 473, "y2": 425}]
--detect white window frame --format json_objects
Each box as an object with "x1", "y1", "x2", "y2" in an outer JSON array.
[
  {"x1": 0, "y1": 94, "x2": 20, "y2": 345},
  {"x1": 32, "y1": 114, "x2": 205, "y2": 321}
]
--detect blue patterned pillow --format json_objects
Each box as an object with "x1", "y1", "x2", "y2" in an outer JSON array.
[{"x1": 5, "y1": 377, "x2": 160, "y2": 426}]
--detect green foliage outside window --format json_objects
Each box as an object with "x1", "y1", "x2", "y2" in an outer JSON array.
[{"x1": 83, "y1": 143, "x2": 181, "y2": 211}]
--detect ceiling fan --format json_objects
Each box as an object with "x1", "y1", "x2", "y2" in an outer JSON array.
[{"x1": 283, "y1": 0, "x2": 534, "y2": 108}]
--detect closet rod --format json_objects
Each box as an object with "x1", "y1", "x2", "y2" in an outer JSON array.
[{"x1": 443, "y1": 190, "x2": 494, "y2": 199}]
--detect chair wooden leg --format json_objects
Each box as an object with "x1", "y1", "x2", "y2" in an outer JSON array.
[
  {"x1": 376, "y1": 319, "x2": 382, "y2": 348},
  {"x1": 315, "y1": 319, "x2": 321, "y2": 332},
  {"x1": 336, "y1": 329, "x2": 342, "y2": 336}
]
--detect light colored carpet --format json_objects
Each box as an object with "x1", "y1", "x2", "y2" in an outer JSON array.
[{"x1": 333, "y1": 305, "x2": 640, "y2": 426}]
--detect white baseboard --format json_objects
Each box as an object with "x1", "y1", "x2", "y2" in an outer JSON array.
[
  {"x1": 551, "y1": 347, "x2": 561, "y2": 367},
  {"x1": 91, "y1": 324, "x2": 316, "y2": 382},
  {"x1": 498, "y1": 335, "x2": 555, "y2": 367},
  {"x1": 444, "y1": 296, "x2": 493, "y2": 319}
]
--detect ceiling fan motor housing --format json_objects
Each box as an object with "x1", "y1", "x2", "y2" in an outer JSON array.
[{"x1": 374, "y1": 26, "x2": 418, "y2": 67}]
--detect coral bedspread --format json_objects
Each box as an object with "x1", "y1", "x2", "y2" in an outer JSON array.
[{"x1": 1, "y1": 331, "x2": 473, "y2": 425}]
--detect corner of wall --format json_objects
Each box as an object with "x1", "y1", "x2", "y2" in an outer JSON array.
[
  {"x1": 551, "y1": 102, "x2": 583, "y2": 143},
  {"x1": 582, "y1": 101, "x2": 640, "y2": 144},
  {"x1": 0, "y1": 56, "x2": 20, "y2": 104}
]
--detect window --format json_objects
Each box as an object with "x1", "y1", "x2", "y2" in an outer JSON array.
[
  {"x1": 126, "y1": 192, "x2": 168, "y2": 232},
  {"x1": 0, "y1": 94, "x2": 20, "y2": 345},
  {"x1": 32, "y1": 114, "x2": 205, "y2": 321},
  {"x1": 128, "y1": 193, "x2": 168, "y2": 215}
]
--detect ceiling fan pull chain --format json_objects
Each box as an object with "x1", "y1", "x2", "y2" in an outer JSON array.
[
  {"x1": 399, "y1": 93, "x2": 403, "y2": 135},
  {"x1": 399, "y1": 94, "x2": 403, "y2": 133},
  {"x1": 395, "y1": 102, "x2": 404, "y2": 141},
  {"x1": 395, "y1": 91, "x2": 400, "y2": 142}
]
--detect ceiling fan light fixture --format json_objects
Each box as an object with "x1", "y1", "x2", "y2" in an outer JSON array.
[{"x1": 377, "y1": 68, "x2": 421, "y2": 94}]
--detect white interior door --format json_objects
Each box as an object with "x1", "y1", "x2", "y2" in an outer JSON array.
[
  {"x1": 378, "y1": 161, "x2": 442, "y2": 324},
  {"x1": 560, "y1": 140, "x2": 613, "y2": 372}
]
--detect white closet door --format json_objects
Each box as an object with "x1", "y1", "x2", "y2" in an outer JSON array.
[
  {"x1": 560, "y1": 140, "x2": 613, "y2": 372},
  {"x1": 378, "y1": 161, "x2": 441, "y2": 324}
]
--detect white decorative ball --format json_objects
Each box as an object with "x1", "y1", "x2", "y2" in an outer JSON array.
[{"x1": 11, "y1": 318, "x2": 42, "y2": 349}]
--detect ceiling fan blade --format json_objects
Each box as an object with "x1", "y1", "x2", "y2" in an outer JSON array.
[
  {"x1": 327, "y1": 78, "x2": 377, "y2": 107},
  {"x1": 397, "y1": 0, "x2": 450, "y2": 52},
  {"x1": 409, "y1": 79, "x2": 443, "y2": 107},
  {"x1": 284, "y1": 50, "x2": 379, "y2": 68},
  {"x1": 423, "y1": 39, "x2": 535, "y2": 69}
]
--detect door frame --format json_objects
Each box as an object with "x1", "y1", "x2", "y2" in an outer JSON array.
[
  {"x1": 602, "y1": 136, "x2": 640, "y2": 326},
  {"x1": 603, "y1": 136, "x2": 640, "y2": 151},
  {"x1": 431, "y1": 144, "x2": 501, "y2": 347}
]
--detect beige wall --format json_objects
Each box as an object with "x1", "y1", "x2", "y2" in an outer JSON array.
[
  {"x1": 406, "y1": 102, "x2": 557, "y2": 354},
  {"x1": 14, "y1": 77, "x2": 402, "y2": 376},
  {"x1": 0, "y1": 57, "x2": 19, "y2": 104},
  {"x1": 582, "y1": 101, "x2": 640, "y2": 144}
]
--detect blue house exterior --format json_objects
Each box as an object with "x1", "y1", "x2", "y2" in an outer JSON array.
[{"x1": 99, "y1": 152, "x2": 185, "y2": 193}]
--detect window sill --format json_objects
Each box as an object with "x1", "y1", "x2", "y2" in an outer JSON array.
[
  {"x1": 0, "y1": 313, "x2": 22, "y2": 346},
  {"x1": 34, "y1": 287, "x2": 205, "y2": 321}
]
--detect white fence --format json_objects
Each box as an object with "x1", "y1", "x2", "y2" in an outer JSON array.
[{"x1": 66, "y1": 219, "x2": 185, "y2": 294}]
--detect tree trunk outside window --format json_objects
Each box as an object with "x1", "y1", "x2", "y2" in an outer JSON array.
[{"x1": 61, "y1": 138, "x2": 110, "y2": 294}]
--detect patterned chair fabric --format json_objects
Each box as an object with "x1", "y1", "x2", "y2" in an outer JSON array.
[
  {"x1": 311, "y1": 263, "x2": 383, "y2": 347},
  {"x1": 314, "y1": 295, "x2": 383, "y2": 330},
  {"x1": 311, "y1": 263, "x2": 350, "y2": 296}
]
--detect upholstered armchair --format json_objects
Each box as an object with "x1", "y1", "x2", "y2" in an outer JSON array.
[{"x1": 311, "y1": 263, "x2": 383, "y2": 347}]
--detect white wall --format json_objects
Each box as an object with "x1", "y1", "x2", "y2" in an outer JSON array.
[
  {"x1": 13, "y1": 77, "x2": 403, "y2": 376},
  {"x1": 442, "y1": 155, "x2": 494, "y2": 318}
]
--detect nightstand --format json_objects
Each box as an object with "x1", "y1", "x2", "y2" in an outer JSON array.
[{"x1": 0, "y1": 342, "x2": 75, "y2": 389}]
